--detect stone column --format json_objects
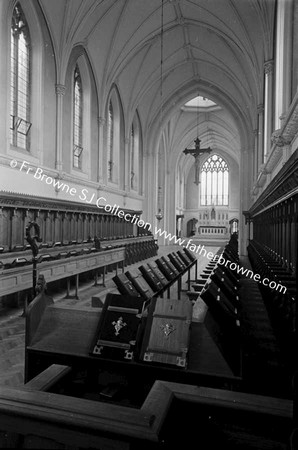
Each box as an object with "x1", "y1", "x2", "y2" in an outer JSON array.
[
  {"x1": 143, "y1": 150, "x2": 158, "y2": 234},
  {"x1": 97, "y1": 117, "x2": 106, "y2": 183},
  {"x1": 124, "y1": 137, "x2": 130, "y2": 192},
  {"x1": 263, "y1": 60, "x2": 274, "y2": 163},
  {"x1": 274, "y1": 0, "x2": 293, "y2": 130},
  {"x1": 257, "y1": 104, "x2": 264, "y2": 168},
  {"x1": 253, "y1": 129, "x2": 258, "y2": 180},
  {"x1": 55, "y1": 84, "x2": 66, "y2": 171}
]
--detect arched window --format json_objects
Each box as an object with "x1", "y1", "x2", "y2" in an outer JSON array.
[
  {"x1": 200, "y1": 154, "x2": 229, "y2": 206},
  {"x1": 107, "y1": 100, "x2": 114, "y2": 181},
  {"x1": 10, "y1": 3, "x2": 31, "y2": 150},
  {"x1": 106, "y1": 88, "x2": 123, "y2": 185},
  {"x1": 73, "y1": 64, "x2": 83, "y2": 169},
  {"x1": 129, "y1": 112, "x2": 143, "y2": 193},
  {"x1": 130, "y1": 123, "x2": 135, "y2": 188}
]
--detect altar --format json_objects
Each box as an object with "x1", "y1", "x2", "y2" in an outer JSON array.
[
  {"x1": 196, "y1": 225, "x2": 228, "y2": 237},
  {"x1": 186, "y1": 207, "x2": 231, "y2": 244}
]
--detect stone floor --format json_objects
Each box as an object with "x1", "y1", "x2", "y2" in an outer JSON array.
[{"x1": 0, "y1": 244, "x2": 219, "y2": 387}]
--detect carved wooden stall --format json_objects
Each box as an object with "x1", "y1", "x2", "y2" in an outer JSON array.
[
  {"x1": 0, "y1": 192, "x2": 158, "y2": 304},
  {"x1": 249, "y1": 150, "x2": 298, "y2": 275},
  {"x1": 247, "y1": 150, "x2": 298, "y2": 384}
]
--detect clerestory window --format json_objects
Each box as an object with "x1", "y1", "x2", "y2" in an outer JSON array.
[
  {"x1": 10, "y1": 3, "x2": 31, "y2": 150},
  {"x1": 107, "y1": 100, "x2": 114, "y2": 181},
  {"x1": 73, "y1": 64, "x2": 83, "y2": 169}
]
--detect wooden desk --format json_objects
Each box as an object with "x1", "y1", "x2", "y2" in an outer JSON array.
[
  {"x1": 26, "y1": 304, "x2": 241, "y2": 389},
  {"x1": 0, "y1": 247, "x2": 125, "y2": 297}
]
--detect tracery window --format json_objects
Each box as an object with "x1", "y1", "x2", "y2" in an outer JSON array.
[
  {"x1": 107, "y1": 100, "x2": 114, "y2": 181},
  {"x1": 200, "y1": 154, "x2": 229, "y2": 206},
  {"x1": 10, "y1": 3, "x2": 31, "y2": 150},
  {"x1": 73, "y1": 64, "x2": 83, "y2": 169}
]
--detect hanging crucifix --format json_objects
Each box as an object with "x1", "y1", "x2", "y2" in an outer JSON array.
[{"x1": 183, "y1": 137, "x2": 212, "y2": 185}]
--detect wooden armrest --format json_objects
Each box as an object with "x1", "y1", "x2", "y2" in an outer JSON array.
[{"x1": 23, "y1": 365, "x2": 72, "y2": 392}]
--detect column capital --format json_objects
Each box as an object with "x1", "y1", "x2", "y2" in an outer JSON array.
[
  {"x1": 55, "y1": 84, "x2": 66, "y2": 96},
  {"x1": 264, "y1": 59, "x2": 274, "y2": 75},
  {"x1": 98, "y1": 116, "x2": 106, "y2": 126}
]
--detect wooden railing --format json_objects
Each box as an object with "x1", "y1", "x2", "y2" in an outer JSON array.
[{"x1": 0, "y1": 365, "x2": 293, "y2": 449}]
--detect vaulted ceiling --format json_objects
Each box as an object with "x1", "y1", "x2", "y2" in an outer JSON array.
[{"x1": 39, "y1": 0, "x2": 276, "y2": 170}]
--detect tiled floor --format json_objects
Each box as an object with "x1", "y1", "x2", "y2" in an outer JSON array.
[{"x1": 0, "y1": 244, "x2": 219, "y2": 387}]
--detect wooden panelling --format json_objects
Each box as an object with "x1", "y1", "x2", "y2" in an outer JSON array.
[
  {"x1": 0, "y1": 248, "x2": 125, "y2": 296},
  {"x1": 0, "y1": 193, "x2": 149, "y2": 251}
]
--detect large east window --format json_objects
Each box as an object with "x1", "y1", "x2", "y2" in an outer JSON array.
[
  {"x1": 200, "y1": 154, "x2": 229, "y2": 206},
  {"x1": 10, "y1": 3, "x2": 31, "y2": 150},
  {"x1": 73, "y1": 64, "x2": 83, "y2": 169}
]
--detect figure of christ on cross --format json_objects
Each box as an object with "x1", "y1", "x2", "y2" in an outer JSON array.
[{"x1": 183, "y1": 137, "x2": 212, "y2": 185}]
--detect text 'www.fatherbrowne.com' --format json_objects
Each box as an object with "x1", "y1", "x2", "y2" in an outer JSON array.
[
  {"x1": 10, "y1": 159, "x2": 287, "y2": 295},
  {"x1": 154, "y1": 226, "x2": 287, "y2": 294}
]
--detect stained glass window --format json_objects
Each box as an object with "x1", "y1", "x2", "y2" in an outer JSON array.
[
  {"x1": 130, "y1": 123, "x2": 135, "y2": 188},
  {"x1": 200, "y1": 154, "x2": 229, "y2": 206},
  {"x1": 10, "y1": 3, "x2": 31, "y2": 150},
  {"x1": 73, "y1": 65, "x2": 83, "y2": 169},
  {"x1": 107, "y1": 100, "x2": 114, "y2": 181}
]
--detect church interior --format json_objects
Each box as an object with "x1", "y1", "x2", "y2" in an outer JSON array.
[{"x1": 0, "y1": 0, "x2": 298, "y2": 448}]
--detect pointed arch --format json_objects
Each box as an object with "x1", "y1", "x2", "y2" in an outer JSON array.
[
  {"x1": 73, "y1": 64, "x2": 83, "y2": 169},
  {"x1": 63, "y1": 45, "x2": 98, "y2": 178},
  {"x1": 10, "y1": 2, "x2": 31, "y2": 150},
  {"x1": 105, "y1": 85, "x2": 124, "y2": 186},
  {"x1": 129, "y1": 110, "x2": 143, "y2": 194},
  {"x1": 6, "y1": 0, "x2": 56, "y2": 166}
]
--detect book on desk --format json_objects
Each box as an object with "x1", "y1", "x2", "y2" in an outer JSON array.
[{"x1": 90, "y1": 293, "x2": 145, "y2": 360}]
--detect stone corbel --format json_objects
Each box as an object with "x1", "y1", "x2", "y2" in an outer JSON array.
[
  {"x1": 277, "y1": 93, "x2": 298, "y2": 145},
  {"x1": 271, "y1": 129, "x2": 292, "y2": 147},
  {"x1": 256, "y1": 164, "x2": 268, "y2": 187},
  {"x1": 251, "y1": 185, "x2": 259, "y2": 196}
]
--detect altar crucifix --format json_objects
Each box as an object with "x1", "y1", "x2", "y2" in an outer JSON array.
[{"x1": 183, "y1": 137, "x2": 212, "y2": 185}]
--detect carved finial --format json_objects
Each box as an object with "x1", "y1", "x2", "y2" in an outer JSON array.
[{"x1": 35, "y1": 274, "x2": 47, "y2": 294}]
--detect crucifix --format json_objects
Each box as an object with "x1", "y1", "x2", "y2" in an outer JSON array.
[{"x1": 183, "y1": 137, "x2": 212, "y2": 185}]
